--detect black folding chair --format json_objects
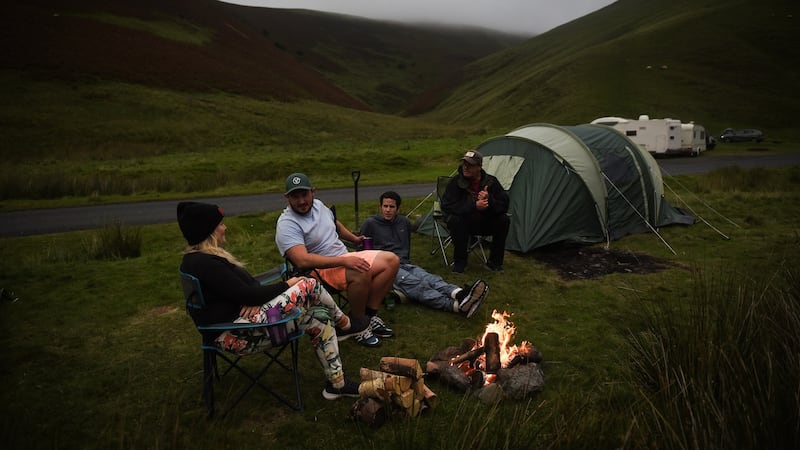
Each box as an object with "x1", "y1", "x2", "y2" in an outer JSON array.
[
  {"x1": 180, "y1": 269, "x2": 304, "y2": 418},
  {"x1": 430, "y1": 175, "x2": 488, "y2": 266}
]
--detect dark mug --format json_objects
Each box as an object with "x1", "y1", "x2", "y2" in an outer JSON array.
[{"x1": 362, "y1": 237, "x2": 373, "y2": 250}]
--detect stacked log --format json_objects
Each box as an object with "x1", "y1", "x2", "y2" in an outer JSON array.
[{"x1": 351, "y1": 356, "x2": 438, "y2": 426}]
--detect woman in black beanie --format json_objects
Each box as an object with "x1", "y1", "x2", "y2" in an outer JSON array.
[{"x1": 177, "y1": 201, "x2": 360, "y2": 400}]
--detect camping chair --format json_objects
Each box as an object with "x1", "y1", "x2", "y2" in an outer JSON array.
[
  {"x1": 430, "y1": 175, "x2": 488, "y2": 266},
  {"x1": 180, "y1": 269, "x2": 304, "y2": 418},
  {"x1": 284, "y1": 257, "x2": 349, "y2": 308},
  {"x1": 282, "y1": 204, "x2": 349, "y2": 308}
]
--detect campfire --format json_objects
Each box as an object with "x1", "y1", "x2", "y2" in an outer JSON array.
[
  {"x1": 426, "y1": 310, "x2": 544, "y2": 401},
  {"x1": 350, "y1": 311, "x2": 545, "y2": 427}
]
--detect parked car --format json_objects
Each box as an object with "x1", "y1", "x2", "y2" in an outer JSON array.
[{"x1": 719, "y1": 128, "x2": 763, "y2": 143}]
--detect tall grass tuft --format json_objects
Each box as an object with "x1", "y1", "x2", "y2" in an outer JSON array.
[
  {"x1": 625, "y1": 261, "x2": 800, "y2": 449},
  {"x1": 82, "y1": 223, "x2": 142, "y2": 260}
]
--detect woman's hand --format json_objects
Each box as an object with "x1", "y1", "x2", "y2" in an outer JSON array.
[
  {"x1": 285, "y1": 276, "x2": 303, "y2": 287},
  {"x1": 239, "y1": 305, "x2": 261, "y2": 320}
]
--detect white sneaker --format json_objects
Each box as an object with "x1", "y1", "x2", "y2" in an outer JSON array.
[{"x1": 459, "y1": 279, "x2": 488, "y2": 318}]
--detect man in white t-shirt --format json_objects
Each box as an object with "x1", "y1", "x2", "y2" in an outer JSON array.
[{"x1": 275, "y1": 173, "x2": 399, "y2": 348}]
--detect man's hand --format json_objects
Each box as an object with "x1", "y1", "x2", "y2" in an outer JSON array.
[
  {"x1": 476, "y1": 186, "x2": 489, "y2": 210},
  {"x1": 340, "y1": 254, "x2": 371, "y2": 272}
]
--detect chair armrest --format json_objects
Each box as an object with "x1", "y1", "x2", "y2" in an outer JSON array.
[
  {"x1": 254, "y1": 262, "x2": 288, "y2": 285},
  {"x1": 196, "y1": 307, "x2": 303, "y2": 332}
]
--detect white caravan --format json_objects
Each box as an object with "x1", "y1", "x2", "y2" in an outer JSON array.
[
  {"x1": 591, "y1": 115, "x2": 686, "y2": 156},
  {"x1": 679, "y1": 122, "x2": 707, "y2": 155}
]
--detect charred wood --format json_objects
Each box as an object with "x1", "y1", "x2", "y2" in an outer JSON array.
[
  {"x1": 484, "y1": 332, "x2": 501, "y2": 374},
  {"x1": 449, "y1": 346, "x2": 485, "y2": 366},
  {"x1": 507, "y1": 342, "x2": 543, "y2": 366}
]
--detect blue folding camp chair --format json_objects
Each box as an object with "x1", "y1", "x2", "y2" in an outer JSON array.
[{"x1": 180, "y1": 267, "x2": 304, "y2": 418}]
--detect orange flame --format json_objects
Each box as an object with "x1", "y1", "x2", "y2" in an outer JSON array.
[{"x1": 478, "y1": 309, "x2": 520, "y2": 368}]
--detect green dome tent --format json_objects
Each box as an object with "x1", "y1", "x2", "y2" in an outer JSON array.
[{"x1": 415, "y1": 123, "x2": 693, "y2": 253}]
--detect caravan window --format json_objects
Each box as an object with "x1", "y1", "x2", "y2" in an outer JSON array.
[{"x1": 625, "y1": 130, "x2": 637, "y2": 137}]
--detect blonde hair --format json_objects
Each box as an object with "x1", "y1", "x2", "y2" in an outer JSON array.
[{"x1": 183, "y1": 233, "x2": 245, "y2": 268}]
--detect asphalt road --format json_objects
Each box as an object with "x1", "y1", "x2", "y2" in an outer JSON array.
[{"x1": 2, "y1": 153, "x2": 798, "y2": 237}]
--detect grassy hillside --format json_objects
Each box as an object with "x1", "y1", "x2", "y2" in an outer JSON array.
[
  {"x1": 1, "y1": 0, "x2": 799, "y2": 208},
  {"x1": 423, "y1": 0, "x2": 800, "y2": 136}
]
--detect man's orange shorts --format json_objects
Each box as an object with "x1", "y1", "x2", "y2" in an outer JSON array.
[{"x1": 315, "y1": 250, "x2": 380, "y2": 291}]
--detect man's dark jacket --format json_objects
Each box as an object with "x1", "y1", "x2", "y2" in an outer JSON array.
[{"x1": 440, "y1": 167, "x2": 509, "y2": 220}]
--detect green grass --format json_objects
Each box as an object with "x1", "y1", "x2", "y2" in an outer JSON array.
[
  {"x1": 0, "y1": 166, "x2": 798, "y2": 449},
  {"x1": 0, "y1": 73, "x2": 498, "y2": 208}
]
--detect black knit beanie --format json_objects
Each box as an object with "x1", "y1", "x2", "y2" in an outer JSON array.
[{"x1": 177, "y1": 201, "x2": 224, "y2": 245}]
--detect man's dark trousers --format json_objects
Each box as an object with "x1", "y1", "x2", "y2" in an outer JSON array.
[{"x1": 446, "y1": 213, "x2": 510, "y2": 267}]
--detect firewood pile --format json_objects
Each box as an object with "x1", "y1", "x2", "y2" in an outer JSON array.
[
  {"x1": 350, "y1": 356, "x2": 438, "y2": 427},
  {"x1": 424, "y1": 310, "x2": 545, "y2": 402}
]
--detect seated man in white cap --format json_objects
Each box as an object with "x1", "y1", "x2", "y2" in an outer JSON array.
[
  {"x1": 441, "y1": 150, "x2": 510, "y2": 273},
  {"x1": 275, "y1": 173, "x2": 400, "y2": 348}
]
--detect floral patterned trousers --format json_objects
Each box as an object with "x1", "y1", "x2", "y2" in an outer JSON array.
[{"x1": 214, "y1": 277, "x2": 347, "y2": 383}]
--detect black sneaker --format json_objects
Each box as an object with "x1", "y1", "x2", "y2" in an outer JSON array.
[
  {"x1": 369, "y1": 315, "x2": 394, "y2": 338},
  {"x1": 322, "y1": 379, "x2": 361, "y2": 400},
  {"x1": 484, "y1": 262, "x2": 504, "y2": 272},
  {"x1": 452, "y1": 260, "x2": 466, "y2": 273},
  {"x1": 459, "y1": 279, "x2": 488, "y2": 318},
  {"x1": 337, "y1": 317, "x2": 381, "y2": 347}
]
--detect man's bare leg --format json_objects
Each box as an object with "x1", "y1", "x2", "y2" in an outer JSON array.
[
  {"x1": 366, "y1": 251, "x2": 399, "y2": 309},
  {"x1": 344, "y1": 269, "x2": 370, "y2": 318}
]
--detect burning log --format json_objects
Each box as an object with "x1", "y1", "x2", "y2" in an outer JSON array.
[
  {"x1": 449, "y1": 346, "x2": 485, "y2": 366},
  {"x1": 507, "y1": 342, "x2": 543, "y2": 366},
  {"x1": 484, "y1": 332, "x2": 501, "y2": 374}
]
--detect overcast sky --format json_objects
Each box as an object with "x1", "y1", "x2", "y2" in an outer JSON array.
[{"x1": 221, "y1": 0, "x2": 617, "y2": 35}]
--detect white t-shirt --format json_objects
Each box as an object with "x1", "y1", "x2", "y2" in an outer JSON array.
[{"x1": 275, "y1": 198, "x2": 348, "y2": 257}]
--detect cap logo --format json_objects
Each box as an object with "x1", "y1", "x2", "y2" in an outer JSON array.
[
  {"x1": 291, "y1": 176, "x2": 302, "y2": 186},
  {"x1": 465, "y1": 151, "x2": 476, "y2": 158}
]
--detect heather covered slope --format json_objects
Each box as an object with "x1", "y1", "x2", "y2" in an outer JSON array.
[
  {"x1": 0, "y1": 0, "x2": 523, "y2": 115},
  {"x1": 0, "y1": 0, "x2": 368, "y2": 109}
]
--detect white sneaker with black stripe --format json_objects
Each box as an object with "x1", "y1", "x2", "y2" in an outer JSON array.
[{"x1": 459, "y1": 279, "x2": 488, "y2": 318}]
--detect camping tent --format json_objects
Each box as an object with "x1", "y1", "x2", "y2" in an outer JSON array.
[{"x1": 416, "y1": 123, "x2": 693, "y2": 253}]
